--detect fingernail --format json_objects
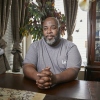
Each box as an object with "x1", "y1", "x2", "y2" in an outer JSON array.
[
  {"x1": 37, "y1": 74, "x2": 40, "y2": 76},
  {"x1": 49, "y1": 78, "x2": 51, "y2": 80},
  {"x1": 48, "y1": 67, "x2": 50, "y2": 69},
  {"x1": 50, "y1": 83, "x2": 52, "y2": 85},
  {"x1": 45, "y1": 87, "x2": 48, "y2": 89},
  {"x1": 46, "y1": 67, "x2": 50, "y2": 69}
]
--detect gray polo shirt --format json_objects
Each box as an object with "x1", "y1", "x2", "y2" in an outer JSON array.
[{"x1": 23, "y1": 38, "x2": 81, "y2": 74}]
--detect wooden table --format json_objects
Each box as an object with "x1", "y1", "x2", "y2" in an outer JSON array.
[{"x1": 0, "y1": 73, "x2": 100, "y2": 100}]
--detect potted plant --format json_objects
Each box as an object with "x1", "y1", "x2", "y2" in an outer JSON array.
[{"x1": 20, "y1": 0, "x2": 66, "y2": 41}]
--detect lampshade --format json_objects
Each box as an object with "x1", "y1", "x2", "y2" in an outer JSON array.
[{"x1": 78, "y1": 0, "x2": 95, "y2": 11}]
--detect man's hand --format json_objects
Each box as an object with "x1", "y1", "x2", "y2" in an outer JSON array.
[{"x1": 36, "y1": 67, "x2": 55, "y2": 89}]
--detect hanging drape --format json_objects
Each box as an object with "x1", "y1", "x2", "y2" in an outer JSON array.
[
  {"x1": 63, "y1": 0, "x2": 78, "y2": 41},
  {"x1": 0, "y1": 0, "x2": 12, "y2": 74},
  {"x1": 11, "y1": 0, "x2": 29, "y2": 72}
]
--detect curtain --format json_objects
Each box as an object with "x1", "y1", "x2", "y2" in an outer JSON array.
[
  {"x1": 11, "y1": 0, "x2": 29, "y2": 72},
  {"x1": 63, "y1": 0, "x2": 78, "y2": 41},
  {"x1": 0, "y1": 0, "x2": 12, "y2": 74}
]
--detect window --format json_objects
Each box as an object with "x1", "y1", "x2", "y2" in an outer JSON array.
[
  {"x1": 73, "y1": 7, "x2": 87, "y2": 66},
  {"x1": 55, "y1": 0, "x2": 87, "y2": 66}
]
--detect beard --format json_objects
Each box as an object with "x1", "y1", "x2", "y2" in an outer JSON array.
[{"x1": 44, "y1": 32, "x2": 60, "y2": 46}]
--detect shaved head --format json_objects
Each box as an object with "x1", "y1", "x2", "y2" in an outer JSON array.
[{"x1": 43, "y1": 17, "x2": 60, "y2": 28}]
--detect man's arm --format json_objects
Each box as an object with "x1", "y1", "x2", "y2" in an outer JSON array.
[
  {"x1": 23, "y1": 64, "x2": 52, "y2": 89},
  {"x1": 23, "y1": 64, "x2": 80, "y2": 89},
  {"x1": 52, "y1": 67, "x2": 80, "y2": 84},
  {"x1": 37, "y1": 67, "x2": 80, "y2": 89},
  {"x1": 23, "y1": 63, "x2": 39, "y2": 81}
]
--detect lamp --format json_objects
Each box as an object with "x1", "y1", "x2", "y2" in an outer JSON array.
[{"x1": 78, "y1": 0, "x2": 95, "y2": 11}]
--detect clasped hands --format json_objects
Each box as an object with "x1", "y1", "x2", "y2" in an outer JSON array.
[{"x1": 36, "y1": 67, "x2": 55, "y2": 89}]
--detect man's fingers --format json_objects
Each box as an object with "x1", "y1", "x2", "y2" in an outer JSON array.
[
  {"x1": 36, "y1": 80, "x2": 51, "y2": 89},
  {"x1": 36, "y1": 79, "x2": 45, "y2": 84},
  {"x1": 43, "y1": 67, "x2": 50, "y2": 71},
  {"x1": 36, "y1": 76, "x2": 51, "y2": 84},
  {"x1": 38, "y1": 85, "x2": 50, "y2": 89},
  {"x1": 44, "y1": 86, "x2": 50, "y2": 89},
  {"x1": 36, "y1": 80, "x2": 44, "y2": 89},
  {"x1": 37, "y1": 82, "x2": 51, "y2": 89},
  {"x1": 42, "y1": 71, "x2": 52, "y2": 76},
  {"x1": 37, "y1": 73, "x2": 45, "y2": 77},
  {"x1": 37, "y1": 85, "x2": 44, "y2": 89},
  {"x1": 44, "y1": 82, "x2": 52, "y2": 86},
  {"x1": 39, "y1": 70, "x2": 52, "y2": 77},
  {"x1": 37, "y1": 83, "x2": 43, "y2": 87}
]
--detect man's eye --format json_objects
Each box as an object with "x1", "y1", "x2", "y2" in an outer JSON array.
[
  {"x1": 51, "y1": 27, "x2": 56, "y2": 29},
  {"x1": 43, "y1": 28, "x2": 47, "y2": 30}
]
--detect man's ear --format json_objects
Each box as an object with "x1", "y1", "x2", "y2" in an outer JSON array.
[
  {"x1": 59, "y1": 26, "x2": 65, "y2": 36},
  {"x1": 58, "y1": 27, "x2": 61, "y2": 32}
]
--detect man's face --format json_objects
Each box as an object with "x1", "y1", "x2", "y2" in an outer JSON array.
[{"x1": 43, "y1": 18, "x2": 60, "y2": 46}]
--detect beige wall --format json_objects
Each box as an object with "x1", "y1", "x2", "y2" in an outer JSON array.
[{"x1": 78, "y1": 68, "x2": 85, "y2": 80}]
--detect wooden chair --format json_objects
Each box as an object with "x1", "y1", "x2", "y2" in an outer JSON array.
[{"x1": 84, "y1": 66, "x2": 100, "y2": 81}]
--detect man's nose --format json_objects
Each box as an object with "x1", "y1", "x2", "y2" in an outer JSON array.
[{"x1": 47, "y1": 28, "x2": 52, "y2": 33}]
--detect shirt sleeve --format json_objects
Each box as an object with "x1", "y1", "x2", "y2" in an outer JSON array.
[
  {"x1": 23, "y1": 43, "x2": 38, "y2": 66},
  {"x1": 67, "y1": 45, "x2": 82, "y2": 68}
]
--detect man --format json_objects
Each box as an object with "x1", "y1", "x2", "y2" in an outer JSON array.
[{"x1": 23, "y1": 17, "x2": 82, "y2": 89}]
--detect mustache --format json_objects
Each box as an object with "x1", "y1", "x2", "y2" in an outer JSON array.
[{"x1": 45, "y1": 35, "x2": 54, "y2": 37}]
